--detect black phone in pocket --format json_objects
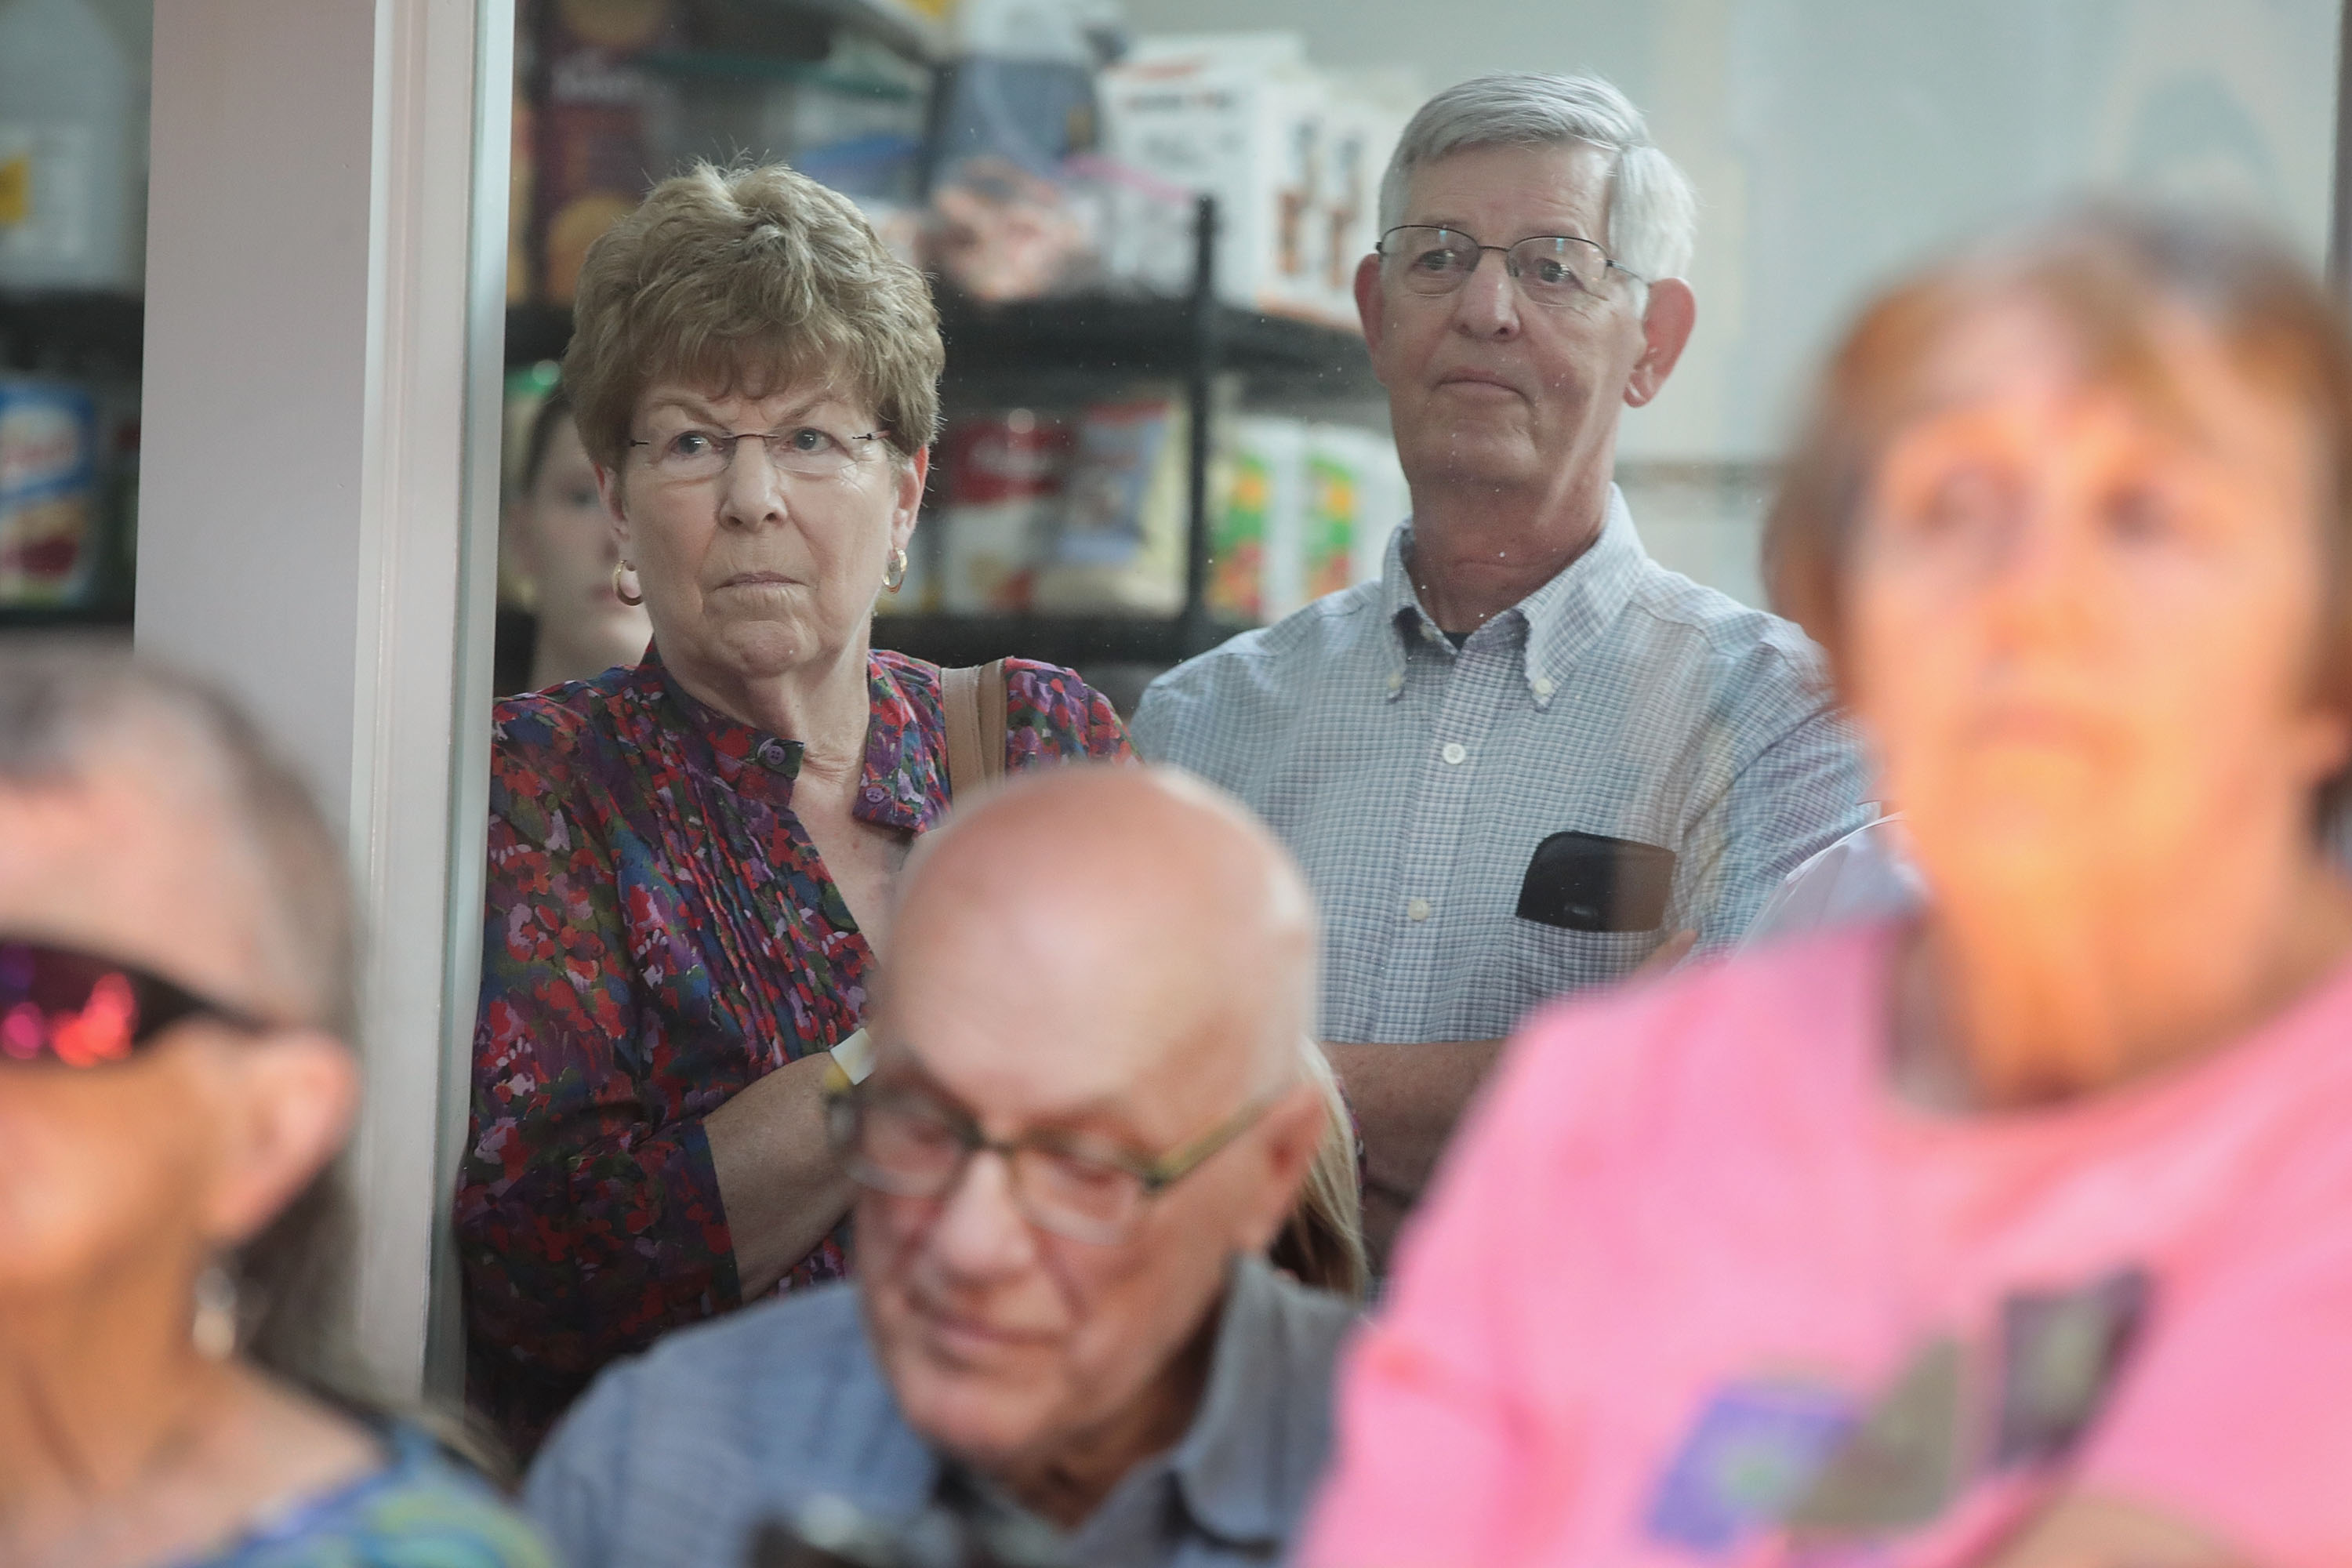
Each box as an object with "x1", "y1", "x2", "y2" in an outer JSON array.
[{"x1": 1515, "y1": 831, "x2": 1676, "y2": 933}]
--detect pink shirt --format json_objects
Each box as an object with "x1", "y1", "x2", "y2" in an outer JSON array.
[{"x1": 1303, "y1": 926, "x2": 2352, "y2": 1567}]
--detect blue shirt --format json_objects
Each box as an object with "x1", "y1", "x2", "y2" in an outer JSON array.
[
  {"x1": 524, "y1": 1257, "x2": 1357, "y2": 1568},
  {"x1": 1132, "y1": 492, "x2": 1875, "y2": 1044},
  {"x1": 187, "y1": 1424, "x2": 551, "y2": 1568}
]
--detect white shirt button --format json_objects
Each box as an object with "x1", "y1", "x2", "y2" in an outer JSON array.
[
  {"x1": 1532, "y1": 676, "x2": 1556, "y2": 700},
  {"x1": 1441, "y1": 742, "x2": 1468, "y2": 766},
  {"x1": 1385, "y1": 670, "x2": 1404, "y2": 695},
  {"x1": 1406, "y1": 897, "x2": 1432, "y2": 922}
]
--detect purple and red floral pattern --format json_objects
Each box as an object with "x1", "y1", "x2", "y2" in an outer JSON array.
[{"x1": 457, "y1": 648, "x2": 1130, "y2": 1452}]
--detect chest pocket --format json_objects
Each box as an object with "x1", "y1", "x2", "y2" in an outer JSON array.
[
  {"x1": 1504, "y1": 922, "x2": 1664, "y2": 1020},
  {"x1": 1515, "y1": 830, "x2": 1676, "y2": 932}
]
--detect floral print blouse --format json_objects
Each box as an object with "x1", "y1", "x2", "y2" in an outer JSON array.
[{"x1": 456, "y1": 648, "x2": 1131, "y2": 1452}]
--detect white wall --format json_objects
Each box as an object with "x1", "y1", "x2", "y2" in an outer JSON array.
[
  {"x1": 1120, "y1": 0, "x2": 2342, "y2": 463},
  {"x1": 140, "y1": 0, "x2": 509, "y2": 1398}
]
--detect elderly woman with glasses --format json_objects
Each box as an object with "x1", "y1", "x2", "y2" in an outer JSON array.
[
  {"x1": 456, "y1": 162, "x2": 1131, "y2": 1455},
  {"x1": 0, "y1": 656, "x2": 549, "y2": 1567},
  {"x1": 1305, "y1": 209, "x2": 2352, "y2": 1567}
]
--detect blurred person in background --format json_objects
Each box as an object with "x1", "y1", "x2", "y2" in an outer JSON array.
[
  {"x1": 1303, "y1": 208, "x2": 2352, "y2": 1567},
  {"x1": 1133, "y1": 72, "x2": 1871, "y2": 1261},
  {"x1": 456, "y1": 160, "x2": 1132, "y2": 1456},
  {"x1": 525, "y1": 768, "x2": 1356, "y2": 1568},
  {"x1": 0, "y1": 655, "x2": 548, "y2": 1568},
  {"x1": 502, "y1": 384, "x2": 653, "y2": 691}
]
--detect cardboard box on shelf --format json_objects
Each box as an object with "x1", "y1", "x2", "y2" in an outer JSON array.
[
  {"x1": 1301, "y1": 424, "x2": 1363, "y2": 604},
  {"x1": 1210, "y1": 416, "x2": 1399, "y2": 624},
  {"x1": 1098, "y1": 35, "x2": 1409, "y2": 325},
  {"x1": 1031, "y1": 395, "x2": 1187, "y2": 615},
  {"x1": 1098, "y1": 34, "x2": 1331, "y2": 323},
  {"x1": 1316, "y1": 73, "x2": 1414, "y2": 309},
  {"x1": 1208, "y1": 414, "x2": 1305, "y2": 623}
]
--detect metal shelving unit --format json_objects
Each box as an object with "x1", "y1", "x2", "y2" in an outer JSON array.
[{"x1": 0, "y1": 289, "x2": 145, "y2": 369}]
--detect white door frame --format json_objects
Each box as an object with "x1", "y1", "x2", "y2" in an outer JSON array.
[{"x1": 137, "y1": 0, "x2": 510, "y2": 1399}]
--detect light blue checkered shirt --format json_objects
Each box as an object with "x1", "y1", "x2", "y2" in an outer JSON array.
[{"x1": 1132, "y1": 488, "x2": 1875, "y2": 1044}]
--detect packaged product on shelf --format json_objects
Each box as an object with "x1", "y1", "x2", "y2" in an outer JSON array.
[
  {"x1": 646, "y1": 31, "x2": 930, "y2": 213},
  {"x1": 0, "y1": 377, "x2": 100, "y2": 607},
  {"x1": 926, "y1": 159, "x2": 1091, "y2": 303},
  {"x1": 1031, "y1": 395, "x2": 1186, "y2": 616},
  {"x1": 1209, "y1": 414, "x2": 1307, "y2": 623},
  {"x1": 921, "y1": 0, "x2": 1106, "y2": 300},
  {"x1": 927, "y1": 0, "x2": 1101, "y2": 189},
  {"x1": 1308, "y1": 423, "x2": 1410, "y2": 593},
  {"x1": 937, "y1": 409, "x2": 1073, "y2": 613},
  {"x1": 535, "y1": 0, "x2": 673, "y2": 303},
  {"x1": 1095, "y1": 34, "x2": 1312, "y2": 317},
  {"x1": 1058, "y1": 153, "x2": 1196, "y2": 299},
  {"x1": 1301, "y1": 423, "x2": 1366, "y2": 603},
  {"x1": 1316, "y1": 74, "x2": 1414, "y2": 315},
  {"x1": 0, "y1": 0, "x2": 143, "y2": 290},
  {"x1": 1099, "y1": 34, "x2": 1374, "y2": 326}
]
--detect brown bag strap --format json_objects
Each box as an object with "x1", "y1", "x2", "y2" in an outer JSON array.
[{"x1": 941, "y1": 659, "x2": 1009, "y2": 801}]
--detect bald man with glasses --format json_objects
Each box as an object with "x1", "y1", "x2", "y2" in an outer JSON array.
[{"x1": 524, "y1": 767, "x2": 1352, "y2": 1568}]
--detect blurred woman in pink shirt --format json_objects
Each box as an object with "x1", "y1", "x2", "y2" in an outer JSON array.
[{"x1": 1302, "y1": 209, "x2": 2352, "y2": 1568}]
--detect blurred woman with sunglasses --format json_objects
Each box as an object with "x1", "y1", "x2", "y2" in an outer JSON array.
[
  {"x1": 0, "y1": 655, "x2": 548, "y2": 1567},
  {"x1": 1305, "y1": 209, "x2": 2352, "y2": 1566}
]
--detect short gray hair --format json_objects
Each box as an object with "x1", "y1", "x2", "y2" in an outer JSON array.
[{"x1": 1379, "y1": 72, "x2": 1697, "y2": 289}]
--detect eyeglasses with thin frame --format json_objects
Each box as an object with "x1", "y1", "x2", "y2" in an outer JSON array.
[
  {"x1": 1377, "y1": 224, "x2": 1644, "y2": 309},
  {"x1": 826, "y1": 1072, "x2": 1281, "y2": 1246},
  {"x1": 0, "y1": 938, "x2": 269, "y2": 1068},
  {"x1": 626, "y1": 421, "x2": 891, "y2": 485}
]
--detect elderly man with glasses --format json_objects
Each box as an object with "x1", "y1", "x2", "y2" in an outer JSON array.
[
  {"x1": 524, "y1": 766, "x2": 1351, "y2": 1568},
  {"x1": 1133, "y1": 72, "x2": 1871, "y2": 1261}
]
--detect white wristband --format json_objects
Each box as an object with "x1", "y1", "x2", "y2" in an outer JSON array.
[{"x1": 828, "y1": 1027, "x2": 877, "y2": 1085}]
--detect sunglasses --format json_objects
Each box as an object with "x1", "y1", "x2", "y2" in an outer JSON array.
[{"x1": 0, "y1": 939, "x2": 268, "y2": 1068}]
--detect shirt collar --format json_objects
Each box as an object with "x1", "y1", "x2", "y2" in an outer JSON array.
[
  {"x1": 636, "y1": 643, "x2": 942, "y2": 833},
  {"x1": 1158, "y1": 1255, "x2": 1307, "y2": 1548},
  {"x1": 923, "y1": 1258, "x2": 1312, "y2": 1555},
  {"x1": 1377, "y1": 484, "x2": 1650, "y2": 706},
  {"x1": 638, "y1": 643, "x2": 795, "y2": 788}
]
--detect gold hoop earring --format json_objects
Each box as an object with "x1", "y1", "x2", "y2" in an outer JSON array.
[
  {"x1": 882, "y1": 547, "x2": 909, "y2": 594},
  {"x1": 613, "y1": 563, "x2": 644, "y2": 607}
]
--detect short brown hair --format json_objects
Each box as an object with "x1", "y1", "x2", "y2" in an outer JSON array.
[
  {"x1": 564, "y1": 162, "x2": 943, "y2": 473},
  {"x1": 1765, "y1": 205, "x2": 2352, "y2": 820}
]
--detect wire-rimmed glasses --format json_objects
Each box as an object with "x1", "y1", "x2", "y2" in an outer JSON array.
[
  {"x1": 827, "y1": 1076, "x2": 1279, "y2": 1246},
  {"x1": 626, "y1": 422, "x2": 890, "y2": 485},
  {"x1": 1377, "y1": 224, "x2": 1642, "y2": 309}
]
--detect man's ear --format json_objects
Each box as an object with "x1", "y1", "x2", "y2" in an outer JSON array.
[
  {"x1": 1354, "y1": 252, "x2": 1389, "y2": 379},
  {"x1": 1624, "y1": 278, "x2": 1697, "y2": 408},
  {"x1": 1232, "y1": 1082, "x2": 1330, "y2": 1256},
  {"x1": 200, "y1": 1031, "x2": 359, "y2": 1250},
  {"x1": 593, "y1": 460, "x2": 633, "y2": 561}
]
